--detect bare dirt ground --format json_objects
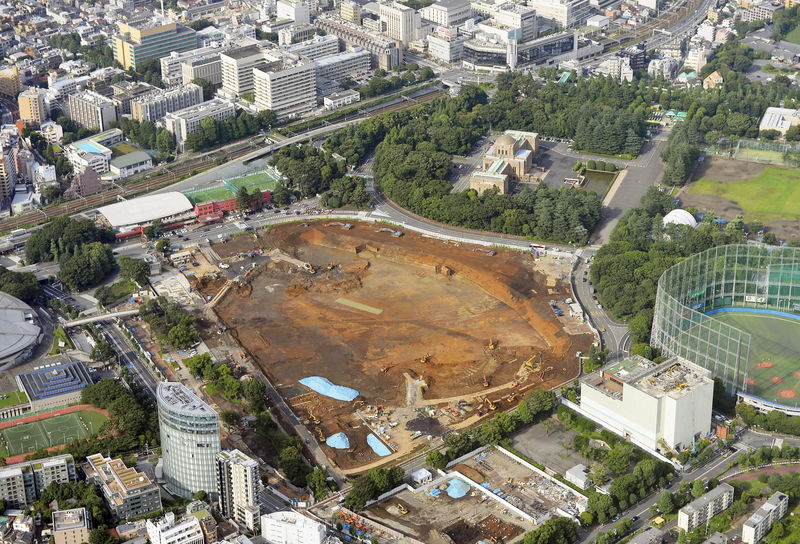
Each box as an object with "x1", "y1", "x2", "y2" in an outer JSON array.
[
  {"x1": 213, "y1": 221, "x2": 591, "y2": 470},
  {"x1": 692, "y1": 156, "x2": 765, "y2": 182}
]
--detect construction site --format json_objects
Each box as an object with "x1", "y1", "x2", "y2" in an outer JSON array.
[{"x1": 209, "y1": 221, "x2": 593, "y2": 471}]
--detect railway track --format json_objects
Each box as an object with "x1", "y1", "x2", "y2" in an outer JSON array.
[{"x1": 0, "y1": 91, "x2": 445, "y2": 233}]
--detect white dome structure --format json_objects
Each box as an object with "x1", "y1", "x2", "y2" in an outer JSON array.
[{"x1": 662, "y1": 209, "x2": 698, "y2": 228}]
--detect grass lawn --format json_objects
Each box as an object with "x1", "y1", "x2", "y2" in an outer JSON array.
[
  {"x1": 49, "y1": 327, "x2": 73, "y2": 355},
  {"x1": 105, "y1": 279, "x2": 136, "y2": 302},
  {"x1": 0, "y1": 391, "x2": 28, "y2": 409},
  {"x1": 688, "y1": 166, "x2": 800, "y2": 223},
  {"x1": 734, "y1": 147, "x2": 786, "y2": 164},
  {"x1": 111, "y1": 143, "x2": 140, "y2": 157},
  {"x1": 0, "y1": 411, "x2": 108, "y2": 457},
  {"x1": 185, "y1": 185, "x2": 234, "y2": 204},
  {"x1": 785, "y1": 26, "x2": 800, "y2": 45}
]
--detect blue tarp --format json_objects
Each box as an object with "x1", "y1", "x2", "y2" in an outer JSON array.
[
  {"x1": 446, "y1": 478, "x2": 470, "y2": 499},
  {"x1": 326, "y1": 432, "x2": 350, "y2": 449},
  {"x1": 299, "y1": 377, "x2": 359, "y2": 401},
  {"x1": 367, "y1": 434, "x2": 391, "y2": 456},
  {"x1": 429, "y1": 489, "x2": 441, "y2": 497}
]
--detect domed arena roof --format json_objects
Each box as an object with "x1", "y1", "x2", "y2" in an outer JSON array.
[
  {"x1": 663, "y1": 209, "x2": 698, "y2": 228},
  {"x1": 495, "y1": 134, "x2": 515, "y2": 147}
]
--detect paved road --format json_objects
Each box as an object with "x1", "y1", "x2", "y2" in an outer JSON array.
[{"x1": 96, "y1": 321, "x2": 160, "y2": 398}]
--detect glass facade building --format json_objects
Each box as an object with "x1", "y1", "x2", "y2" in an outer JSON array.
[
  {"x1": 652, "y1": 245, "x2": 800, "y2": 398},
  {"x1": 157, "y1": 383, "x2": 220, "y2": 499}
]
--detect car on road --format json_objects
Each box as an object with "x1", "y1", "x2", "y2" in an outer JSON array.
[{"x1": 631, "y1": 516, "x2": 638, "y2": 522}]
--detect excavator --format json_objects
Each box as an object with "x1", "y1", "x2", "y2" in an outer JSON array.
[
  {"x1": 380, "y1": 362, "x2": 394, "y2": 373},
  {"x1": 524, "y1": 353, "x2": 543, "y2": 373},
  {"x1": 486, "y1": 338, "x2": 497, "y2": 351},
  {"x1": 314, "y1": 427, "x2": 325, "y2": 441},
  {"x1": 485, "y1": 397, "x2": 497, "y2": 411},
  {"x1": 308, "y1": 408, "x2": 320, "y2": 425},
  {"x1": 397, "y1": 504, "x2": 408, "y2": 515},
  {"x1": 483, "y1": 375, "x2": 490, "y2": 388},
  {"x1": 418, "y1": 354, "x2": 431, "y2": 364}
]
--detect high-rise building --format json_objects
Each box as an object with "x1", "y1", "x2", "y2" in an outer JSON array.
[
  {"x1": 261, "y1": 512, "x2": 326, "y2": 544},
  {"x1": 18, "y1": 88, "x2": 47, "y2": 125},
  {"x1": 220, "y1": 45, "x2": 269, "y2": 98},
  {"x1": 67, "y1": 90, "x2": 118, "y2": 131},
  {"x1": 340, "y1": 0, "x2": 362, "y2": 23},
  {"x1": 313, "y1": 49, "x2": 371, "y2": 92},
  {"x1": 253, "y1": 53, "x2": 316, "y2": 120},
  {"x1": 0, "y1": 455, "x2": 76, "y2": 508},
  {"x1": 157, "y1": 382, "x2": 221, "y2": 498},
  {"x1": 420, "y1": 0, "x2": 472, "y2": 28},
  {"x1": 160, "y1": 45, "x2": 231, "y2": 87},
  {"x1": 277, "y1": 0, "x2": 310, "y2": 24},
  {"x1": 83, "y1": 453, "x2": 163, "y2": 521},
  {"x1": 315, "y1": 16, "x2": 401, "y2": 69},
  {"x1": 742, "y1": 492, "x2": 788, "y2": 544},
  {"x1": 147, "y1": 513, "x2": 204, "y2": 544},
  {"x1": 0, "y1": 129, "x2": 18, "y2": 204},
  {"x1": 131, "y1": 83, "x2": 203, "y2": 122},
  {"x1": 216, "y1": 450, "x2": 261, "y2": 531},
  {"x1": 52, "y1": 509, "x2": 91, "y2": 544},
  {"x1": 181, "y1": 54, "x2": 224, "y2": 87},
  {"x1": 113, "y1": 21, "x2": 197, "y2": 70},
  {"x1": 285, "y1": 34, "x2": 340, "y2": 60},
  {"x1": 0, "y1": 66, "x2": 20, "y2": 98},
  {"x1": 379, "y1": 1, "x2": 420, "y2": 45},
  {"x1": 163, "y1": 98, "x2": 236, "y2": 152}
]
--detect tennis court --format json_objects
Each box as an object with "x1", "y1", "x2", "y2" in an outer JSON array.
[
  {"x1": 713, "y1": 311, "x2": 800, "y2": 405},
  {"x1": 0, "y1": 411, "x2": 108, "y2": 457}
]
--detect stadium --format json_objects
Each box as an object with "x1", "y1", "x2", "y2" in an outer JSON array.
[{"x1": 652, "y1": 245, "x2": 800, "y2": 415}]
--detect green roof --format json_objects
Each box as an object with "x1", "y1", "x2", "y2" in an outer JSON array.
[{"x1": 0, "y1": 390, "x2": 28, "y2": 409}]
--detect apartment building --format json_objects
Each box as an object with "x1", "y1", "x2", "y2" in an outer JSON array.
[
  {"x1": 18, "y1": 88, "x2": 47, "y2": 124},
  {"x1": 379, "y1": 1, "x2": 420, "y2": 45},
  {"x1": 109, "y1": 81, "x2": 158, "y2": 115},
  {"x1": 83, "y1": 453, "x2": 162, "y2": 521},
  {"x1": 67, "y1": 90, "x2": 117, "y2": 131},
  {"x1": 181, "y1": 54, "x2": 224, "y2": 87},
  {"x1": 742, "y1": 492, "x2": 789, "y2": 544},
  {"x1": 285, "y1": 34, "x2": 340, "y2": 60},
  {"x1": 313, "y1": 49, "x2": 371, "y2": 92},
  {"x1": 0, "y1": 65, "x2": 20, "y2": 98},
  {"x1": 253, "y1": 54, "x2": 316, "y2": 120},
  {"x1": 216, "y1": 450, "x2": 261, "y2": 531},
  {"x1": 113, "y1": 20, "x2": 197, "y2": 70},
  {"x1": 261, "y1": 511, "x2": 326, "y2": 544},
  {"x1": 277, "y1": 0, "x2": 311, "y2": 24},
  {"x1": 160, "y1": 45, "x2": 231, "y2": 87},
  {"x1": 340, "y1": 0, "x2": 362, "y2": 23},
  {"x1": 220, "y1": 45, "x2": 269, "y2": 98},
  {"x1": 315, "y1": 16, "x2": 401, "y2": 69},
  {"x1": 131, "y1": 83, "x2": 203, "y2": 122},
  {"x1": 164, "y1": 98, "x2": 236, "y2": 151},
  {"x1": 677, "y1": 484, "x2": 735, "y2": 532},
  {"x1": 0, "y1": 454, "x2": 76, "y2": 508},
  {"x1": 146, "y1": 513, "x2": 204, "y2": 544},
  {"x1": 52, "y1": 509, "x2": 91, "y2": 544},
  {"x1": 527, "y1": 0, "x2": 591, "y2": 28},
  {"x1": 0, "y1": 129, "x2": 17, "y2": 204},
  {"x1": 420, "y1": 0, "x2": 472, "y2": 27}
]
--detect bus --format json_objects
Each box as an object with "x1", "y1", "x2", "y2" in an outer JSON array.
[{"x1": 10, "y1": 228, "x2": 26, "y2": 237}]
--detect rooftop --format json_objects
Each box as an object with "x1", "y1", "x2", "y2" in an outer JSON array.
[
  {"x1": 157, "y1": 382, "x2": 217, "y2": 418},
  {"x1": 222, "y1": 44, "x2": 265, "y2": 60},
  {"x1": 583, "y1": 356, "x2": 713, "y2": 400},
  {"x1": 84, "y1": 454, "x2": 155, "y2": 497},
  {"x1": 217, "y1": 449, "x2": 259, "y2": 468},
  {"x1": 52, "y1": 509, "x2": 90, "y2": 532},
  {"x1": 743, "y1": 492, "x2": 788, "y2": 528},
  {"x1": 97, "y1": 191, "x2": 193, "y2": 228},
  {"x1": 16, "y1": 360, "x2": 92, "y2": 401},
  {"x1": 110, "y1": 151, "x2": 152, "y2": 169},
  {"x1": 0, "y1": 291, "x2": 40, "y2": 362},
  {"x1": 681, "y1": 484, "x2": 734, "y2": 516}
]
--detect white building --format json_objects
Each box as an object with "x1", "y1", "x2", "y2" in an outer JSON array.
[
  {"x1": 163, "y1": 98, "x2": 236, "y2": 152},
  {"x1": 759, "y1": 106, "x2": 800, "y2": 136},
  {"x1": 131, "y1": 84, "x2": 204, "y2": 122},
  {"x1": 261, "y1": 511, "x2": 326, "y2": 544},
  {"x1": 647, "y1": 57, "x2": 681, "y2": 80},
  {"x1": 677, "y1": 484, "x2": 735, "y2": 532},
  {"x1": 39, "y1": 121, "x2": 63, "y2": 145},
  {"x1": 109, "y1": 151, "x2": 153, "y2": 179},
  {"x1": 684, "y1": 46, "x2": 710, "y2": 72},
  {"x1": 526, "y1": 0, "x2": 590, "y2": 28},
  {"x1": 580, "y1": 356, "x2": 714, "y2": 452},
  {"x1": 427, "y1": 31, "x2": 468, "y2": 63},
  {"x1": 742, "y1": 492, "x2": 788, "y2": 544},
  {"x1": 253, "y1": 54, "x2": 316, "y2": 120},
  {"x1": 157, "y1": 383, "x2": 221, "y2": 499},
  {"x1": 739, "y1": 1, "x2": 783, "y2": 23},
  {"x1": 67, "y1": 90, "x2": 117, "y2": 131},
  {"x1": 315, "y1": 15, "x2": 402, "y2": 70},
  {"x1": 379, "y1": 1, "x2": 421, "y2": 45},
  {"x1": 216, "y1": 450, "x2": 261, "y2": 532},
  {"x1": 586, "y1": 14, "x2": 610, "y2": 28},
  {"x1": 420, "y1": 0, "x2": 472, "y2": 27},
  {"x1": 285, "y1": 34, "x2": 340, "y2": 60},
  {"x1": 33, "y1": 163, "x2": 57, "y2": 191},
  {"x1": 277, "y1": 0, "x2": 310, "y2": 24},
  {"x1": 565, "y1": 464, "x2": 591, "y2": 490},
  {"x1": 495, "y1": 5, "x2": 538, "y2": 42},
  {"x1": 323, "y1": 89, "x2": 360, "y2": 110},
  {"x1": 596, "y1": 56, "x2": 634, "y2": 81},
  {"x1": 313, "y1": 49, "x2": 371, "y2": 91},
  {"x1": 220, "y1": 45, "x2": 270, "y2": 98},
  {"x1": 146, "y1": 513, "x2": 204, "y2": 544}
]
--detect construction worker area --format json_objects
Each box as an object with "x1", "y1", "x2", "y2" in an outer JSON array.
[{"x1": 210, "y1": 221, "x2": 593, "y2": 472}]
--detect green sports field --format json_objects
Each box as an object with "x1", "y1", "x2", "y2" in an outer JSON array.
[
  {"x1": 0, "y1": 411, "x2": 108, "y2": 457},
  {"x1": 688, "y1": 166, "x2": 800, "y2": 223},
  {"x1": 229, "y1": 171, "x2": 280, "y2": 192},
  {"x1": 713, "y1": 312, "x2": 800, "y2": 406},
  {"x1": 183, "y1": 168, "x2": 284, "y2": 205}
]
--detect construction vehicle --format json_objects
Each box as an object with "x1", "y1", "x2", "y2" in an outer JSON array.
[
  {"x1": 676, "y1": 382, "x2": 688, "y2": 391},
  {"x1": 487, "y1": 338, "x2": 497, "y2": 351},
  {"x1": 377, "y1": 228, "x2": 404, "y2": 237},
  {"x1": 353, "y1": 399, "x2": 364, "y2": 408},
  {"x1": 327, "y1": 222, "x2": 353, "y2": 230},
  {"x1": 418, "y1": 353, "x2": 431, "y2": 364},
  {"x1": 483, "y1": 375, "x2": 490, "y2": 388},
  {"x1": 473, "y1": 248, "x2": 497, "y2": 256},
  {"x1": 380, "y1": 362, "x2": 394, "y2": 373},
  {"x1": 397, "y1": 504, "x2": 408, "y2": 515},
  {"x1": 308, "y1": 408, "x2": 320, "y2": 425},
  {"x1": 486, "y1": 397, "x2": 497, "y2": 411},
  {"x1": 325, "y1": 263, "x2": 337, "y2": 271},
  {"x1": 314, "y1": 427, "x2": 325, "y2": 441}
]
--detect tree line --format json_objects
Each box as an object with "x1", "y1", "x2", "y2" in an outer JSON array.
[
  {"x1": 0, "y1": 267, "x2": 42, "y2": 303},
  {"x1": 139, "y1": 296, "x2": 200, "y2": 349},
  {"x1": 185, "y1": 109, "x2": 277, "y2": 152}
]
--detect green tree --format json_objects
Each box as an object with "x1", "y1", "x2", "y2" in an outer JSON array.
[
  {"x1": 81, "y1": 378, "x2": 128, "y2": 408},
  {"x1": 156, "y1": 129, "x2": 175, "y2": 153},
  {"x1": 221, "y1": 411, "x2": 239, "y2": 426},
  {"x1": 166, "y1": 323, "x2": 200, "y2": 349},
  {"x1": 426, "y1": 449, "x2": 447, "y2": 469},
  {"x1": 91, "y1": 340, "x2": 116, "y2": 363},
  {"x1": 521, "y1": 517, "x2": 578, "y2": 544},
  {"x1": 155, "y1": 239, "x2": 171, "y2": 255},
  {"x1": 692, "y1": 479, "x2": 706, "y2": 499},
  {"x1": 656, "y1": 490, "x2": 675, "y2": 514},
  {"x1": 271, "y1": 183, "x2": 292, "y2": 206},
  {"x1": 307, "y1": 468, "x2": 329, "y2": 500},
  {"x1": 118, "y1": 256, "x2": 150, "y2": 286}
]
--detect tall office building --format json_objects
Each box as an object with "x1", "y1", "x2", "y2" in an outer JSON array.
[
  {"x1": 220, "y1": 45, "x2": 269, "y2": 98},
  {"x1": 526, "y1": 0, "x2": 590, "y2": 28},
  {"x1": 216, "y1": 450, "x2": 261, "y2": 531},
  {"x1": 313, "y1": 49, "x2": 371, "y2": 92},
  {"x1": 157, "y1": 382, "x2": 221, "y2": 499},
  {"x1": 0, "y1": 129, "x2": 18, "y2": 204},
  {"x1": 315, "y1": 16, "x2": 401, "y2": 69},
  {"x1": 253, "y1": 53, "x2": 316, "y2": 120},
  {"x1": 18, "y1": 88, "x2": 47, "y2": 125},
  {"x1": 131, "y1": 83, "x2": 203, "y2": 122},
  {"x1": 340, "y1": 0, "x2": 362, "y2": 23},
  {"x1": 276, "y1": 0, "x2": 310, "y2": 24},
  {"x1": 67, "y1": 90, "x2": 118, "y2": 131},
  {"x1": 164, "y1": 98, "x2": 236, "y2": 152},
  {"x1": 0, "y1": 66, "x2": 20, "y2": 98},
  {"x1": 113, "y1": 21, "x2": 197, "y2": 70},
  {"x1": 379, "y1": 1, "x2": 420, "y2": 45},
  {"x1": 285, "y1": 34, "x2": 340, "y2": 60},
  {"x1": 420, "y1": 0, "x2": 472, "y2": 27},
  {"x1": 0, "y1": 454, "x2": 76, "y2": 508}
]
